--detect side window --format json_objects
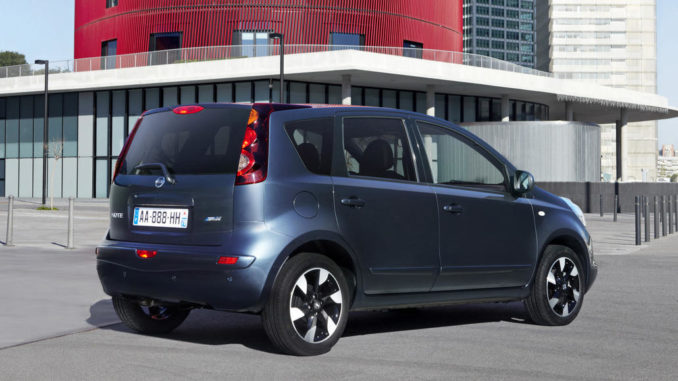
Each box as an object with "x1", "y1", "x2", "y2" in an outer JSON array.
[
  {"x1": 343, "y1": 117, "x2": 417, "y2": 182},
  {"x1": 285, "y1": 118, "x2": 333, "y2": 175},
  {"x1": 416, "y1": 121, "x2": 506, "y2": 187}
]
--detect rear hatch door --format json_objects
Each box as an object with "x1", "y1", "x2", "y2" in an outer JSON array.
[{"x1": 109, "y1": 104, "x2": 251, "y2": 246}]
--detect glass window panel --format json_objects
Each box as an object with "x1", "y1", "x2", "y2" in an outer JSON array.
[
  {"x1": 198, "y1": 85, "x2": 214, "y2": 103},
  {"x1": 416, "y1": 92, "x2": 426, "y2": 114},
  {"x1": 48, "y1": 93, "x2": 63, "y2": 158},
  {"x1": 145, "y1": 88, "x2": 160, "y2": 110},
  {"x1": 6, "y1": 98, "x2": 20, "y2": 158},
  {"x1": 235, "y1": 82, "x2": 251, "y2": 103},
  {"x1": 180, "y1": 86, "x2": 196, "y2": 105},
  {"x1": 62, "y1": 157, "x2": 77, "y2": 197},
  {"x1": 96, "y1": 91, "x2": 109, "y2": 157},
  {"x1": 435, "y1": 94, "x2": 445, "y2": 119},
  {"x1": 417, "y1": 122, "x2": 505, "y2": 186},
  {"x1": 290, "y1": 82, "x2": 306, "y2": 104},
  {"x1": 309, "y1": 84, "x2": 325, "y2": 104},
  {"x1": 399, "y1": 91, "x2": 413, "y2": 111},
  {"x1": 19, "y1": 96, "x2": 33, "y2": 158},
  {"x1": 448, "y1": 95, "x2": 461, "y2": 124},
  {"x1": 526, "y1": 103, "x2": 535, "y2": 121},
  {"x1": 284, "y1": 118, "x2": 334, "y2": 175},
  {"x1": 478, "y1": 98, "x2": 491, "y2": 122},
  {"x1": 491, "y1": 99, "x2": 502, "y2": 121},
  {"x1": 271, "y1": 81, "x2": 281, "y2": 103},
  {"x1": 95, "y1": 159, "x2": 108, "y2": 198},
  {"x1": 32, "y1": 158, "x2": 42, "y2": 198},
  {"x1": 462, "y1": 96, "x2": 476, "y2": 122},
  {"x1": 216, "y1": 83, "x2": 233, "y2": 102},
  {"x1": 351, "y1": 87, "x2": 363, "y2": 106},
  {"x1": 63, "y1": 93, "x2": 78, "y2": 157},
  {"x1": 111, "y1": 91, "x2": 125, "y2": 156},
  {"x1": 128, "y1": 89, "x2": 142, "y2": 133},
  {"x1": 162, "y1": 87, "x2": 178, "y2": 107},
  {"x1": 77, "y1": 158, "x2": 93, "y2": 198},
  {"x1": 0, "y1": 120, "x2": 5, "y2": 158},
  {"x1": 364, "y1": 88, "x2": 379, "y2": 107},
  {"x1": 383, "y1": 90, "x2": 397, "y2": 109},
  {"x1": 77, "y1": 92, "x2": 94, "y2": 158},
  {"x1": 5, "y1": 158, "x2": 18, "y2": 196},
  {"x1": 328, "y1": 85, "x2": 341, "y2": 105},
  {"x1": 254, "y1": 81, "x2": 270, "y2": 103},
  {"x1": 48, "y1": 156, "x2": 62, "y2": 198},
  {"x1": 18, "y1": 158, "x2": 32, "y2": 197},
  {"x1": 255, "y1": 32, "x2": 270, "y2": 57}
]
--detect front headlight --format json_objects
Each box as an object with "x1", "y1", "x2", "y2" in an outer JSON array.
[{"x1": 561, "y1": 197, "x2": 586, "y2": 226}]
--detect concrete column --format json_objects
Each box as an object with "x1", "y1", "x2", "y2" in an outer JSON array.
[
  {"x1": 341, "y1": 74, "x2": 351, "y2": 105},
  {"x1": 426, "y1": 85, "x2": 435, "y2": 117},
  {"x1": 565, "y1": 101, "x2": 574, "y2": 121},
  {"x1": 501, "y1": 95, "x2": 510, "y2": 122},
  {"x1": 615, "y1": 108, "x2": 628, "y2": 182}
]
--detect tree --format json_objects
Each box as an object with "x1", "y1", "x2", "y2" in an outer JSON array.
[
  {"x1": 670, "y1": 173, "x2": 678, "y2": 183},
  {"x1": 0, "y1": 51, "x2": 27, "y2": 66}
]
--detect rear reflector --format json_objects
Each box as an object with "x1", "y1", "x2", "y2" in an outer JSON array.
[
  {"x1": 173, "y1": 105, "x2": 204, "y2": 115},
  {"x1": 136, "y1": 249, "x2": 158, "y2": 259},
  {"x1": 217, "y1": 256, "x2": 239, "y2": 265}
]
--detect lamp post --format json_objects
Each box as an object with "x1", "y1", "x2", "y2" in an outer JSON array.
[
  {"x1": 269, "y1": 33, "x2": 284, "y2": 103},
  {"x1": 34, "y1": 59, "x2": 49, "y2": 205}
]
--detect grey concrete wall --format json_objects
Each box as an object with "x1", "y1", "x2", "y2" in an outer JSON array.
[
  {"x1": 463, "y1": 121, "x2": 601, "y2": 182},
  {"x1": 538, "y1": 182, "x2": 678, "y2": 214}
]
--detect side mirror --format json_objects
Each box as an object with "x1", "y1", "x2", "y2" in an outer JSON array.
[{"x1": 513, "y1": 170, "x2": 534, "y2": 194}]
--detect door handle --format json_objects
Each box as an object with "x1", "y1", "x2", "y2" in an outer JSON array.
[
  {"x1": 443, "y1": 204, "x2": 464, "y2": 214},
  {"x1": 341, "y1": 197, "x2": 366, "y2": 208}
]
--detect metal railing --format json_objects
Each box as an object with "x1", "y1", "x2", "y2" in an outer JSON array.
[{"x1": 0, "y1": 44, "x2": 555, "y2": 79}]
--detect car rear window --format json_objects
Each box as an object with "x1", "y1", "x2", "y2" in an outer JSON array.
[
  {"x1": 120, "y1": 107, "x2": 250, "y2": 175},
  {"x1": 285, "y1": 118, "x2": 333, "y2": 175}
]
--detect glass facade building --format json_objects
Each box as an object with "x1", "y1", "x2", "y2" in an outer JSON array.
[
  {"x1": 0, "y1": 81, "x2": 548, "y2": 198},
  {"x1": 463, "y1": 0, "x2": 537, "y2": 68}
]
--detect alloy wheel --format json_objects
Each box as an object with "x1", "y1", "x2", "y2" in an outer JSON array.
[
  {"x1": 289, "y1": 267, "x2": 343, "y2": 344},
  {"x1": 545, "y1": 257, "x2": 581, "y2": 317}
]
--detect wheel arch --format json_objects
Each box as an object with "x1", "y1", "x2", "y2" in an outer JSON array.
[
  {"x1": 540, "y1": 231, "x2": 590, "y2": 289},
  {"x1": 260, "y1": 231, "x2": 362, "y2": 310}
]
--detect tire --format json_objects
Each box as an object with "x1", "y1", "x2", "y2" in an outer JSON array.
[
  {"x1": 262, "y1": 253, "x2": 350, "y2": 356},
  {"x1": 112, "y1": 296, "x2": 190, "y2": 335},
  {"x1": 525, "y1": 245, "x2": 585, "y2": 326}
]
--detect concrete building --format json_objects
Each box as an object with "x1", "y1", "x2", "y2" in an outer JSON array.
[
  {"x1": 537, "y1": 0, "x2": 658, "y2": 182},
  {"x1": 0, "y1": 0, "x2": 675, "y2": 198},
  {"x1": 463, "y1": 0, "x2": 537, "y2": 68},
  {"x1": 660, "y1": 144, "x2": 674, "y2": 157}
]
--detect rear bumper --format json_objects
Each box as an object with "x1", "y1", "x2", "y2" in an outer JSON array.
[{"x1": 96, "y1": 233, "x2": 285, "y2": 312}]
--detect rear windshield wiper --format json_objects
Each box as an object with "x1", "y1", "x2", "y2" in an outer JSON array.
[{"x1": 134, "y1": 163, "x2": 176, "y2": 184}]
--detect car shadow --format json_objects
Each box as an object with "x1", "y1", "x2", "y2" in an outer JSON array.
[{"x1": 89, "y1": 298, "x2": 530, "y2": 354}]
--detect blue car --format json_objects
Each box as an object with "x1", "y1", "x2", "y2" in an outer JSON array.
[{"x1": 97, "y1": 103, "x2": 597, "y2": 356}]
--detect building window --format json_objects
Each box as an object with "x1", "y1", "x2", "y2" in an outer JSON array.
[
  {"x1": 477, "y1": 6, "x2": 489, "y2": 15},
  {"x1": 507, "y1": 31, "x2": 520, "y2": 40},
  {"x1": 491, "y1": 19, "x2": 504, "y2": 28},
  {"x1": 507, "y1": 20, "x2": 519, "y2": 29},
  {"x1": 101, "y1": 39, "x2": 117, "y2": 69},
  {"x1": 491, "y1": 41, "x2": 505, "y2": 50},
  {"x1": 521, "y1": 1, "x2": 534, "y2": 10},
  {"x1": 330, "y1": 32, "x2": 365, "y2": 50},
  {"x1": 403, "y1": 40, "x2": 423, "y2": 59},
  {"x1": 477, "y1": 39, "x2": 490, "y2": 48},
  {"x1": 477, "y1": 17, "x2": 490, "y2": 26},
  {"x1": 233, "y1": 31, "x2": 271, "y2": 57},
  {"x1": 491, "y1": 0, "x2": 504, "y2": 5},
  {"x1": 507, "y1": 0, "x2": 519, "y2": 7},
  {"x1": 149, "y1": 32, "x2": 183, "y2": 65},
  {"x1": 490, "y1": 52, "x2": 505, "y2": 60},
  {"x1": 507, "y1": 10, "x2": 519, "y2": 18},
  {"x1": 477, "y1": 28, "x2": 490, "y2": 37},
  {"x1": 491, "y1": 8, "x2": 504, "y2": 17},
  {"x1": 507, "y1": 53, "x2": 519, "y2": 61},
  {"x1": 507, "y1": 42, "x2": 519, "y2": 51},
  {"x1": 491, "y1": 30, "x2": 505, "y2": 38},
  {"x1": 106, "y1": 0, "x2": 118, "y2": 8}
]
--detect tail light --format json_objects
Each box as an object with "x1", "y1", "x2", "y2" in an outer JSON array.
[
  {"x1": 136, "y1": 249, "x2": 157, "y2": 259},
  {"x1": 173, "y1": 105, "x2": 204, "y2": 115},
  {"x1": 112, "y1": 116, "x2": 143, "y2": 182},
  {"x1": 236, "y1": 106, "x2": 271, "y2": 185}
]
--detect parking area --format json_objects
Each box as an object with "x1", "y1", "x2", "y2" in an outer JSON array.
[{"x1": 0, "y1": 202, "x2": 677, "y2": 380}]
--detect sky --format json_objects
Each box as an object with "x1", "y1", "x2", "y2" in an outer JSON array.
[{"x1": 1, "y1": 0, "x2": 677, "y2": 148}]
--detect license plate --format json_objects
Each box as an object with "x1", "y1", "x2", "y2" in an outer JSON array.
[{"x1": 133, "y1": 207, "x2": 189, "y2": 229}]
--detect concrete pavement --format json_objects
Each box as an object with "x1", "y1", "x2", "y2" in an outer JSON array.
[{"x1": 1, "y1": 200, "x2": 678, "y2": 379}]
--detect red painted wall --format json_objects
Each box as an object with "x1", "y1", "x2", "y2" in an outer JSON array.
[{"x1": 74, "y1": 0, "x2": 463, "y2": 59}]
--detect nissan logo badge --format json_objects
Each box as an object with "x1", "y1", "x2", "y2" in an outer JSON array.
[{"x1": 155, "y1": 177, "x2": 166, "y2": 188}]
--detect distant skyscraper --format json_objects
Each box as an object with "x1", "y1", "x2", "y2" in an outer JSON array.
[
  {"x1": 463, "y1": 0, "x2": 537, "y2": 68},
  {"x1": 661, "y1": 144, "x2": 675, "y2": 157},
  {"x1": 537, "y1": 0, "x2": 657, "y2": 181}
]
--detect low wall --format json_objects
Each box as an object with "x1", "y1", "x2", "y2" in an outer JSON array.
[{"x1": 537, "y1": 182, "x2": 678, "y2": 213}]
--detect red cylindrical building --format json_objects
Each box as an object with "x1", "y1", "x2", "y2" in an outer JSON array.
[{"x1": 74, "y1": 0, "x2": 463, "y2": 59}]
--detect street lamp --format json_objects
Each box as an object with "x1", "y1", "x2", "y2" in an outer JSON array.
[
  {"x1": 34, "y1": 59, "x2": 49, "y2": 205},
  {"x1": 269, "y1": 33, "x2": 284, "y2": 103}
]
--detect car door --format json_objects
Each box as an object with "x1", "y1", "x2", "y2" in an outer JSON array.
[
  {"x1": 413, "y1": 120, "x2": 537, "y2": 291},
  {"x1": 332, "y1": 114, "x2": 438, "y2": 294}
]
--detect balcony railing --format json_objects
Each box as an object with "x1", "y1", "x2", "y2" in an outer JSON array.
[{"x1": 0, "y1": 44, "x2": 554, "y2": 79}]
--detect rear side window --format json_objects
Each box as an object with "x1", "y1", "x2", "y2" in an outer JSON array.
[
  {"x1": 120, "y1": 107, "x2": 250, "y2": 175},
  {"x1": 285, "y1": 118, "x2": 333, "y2": 175},
  {"x1": 342, "y1": 117, "x2": 417, "y2": 182}
]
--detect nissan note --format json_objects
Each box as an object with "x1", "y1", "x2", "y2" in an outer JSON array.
[{"x1": 97, "y1": 103, "x2": 598, "y2": 356}]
